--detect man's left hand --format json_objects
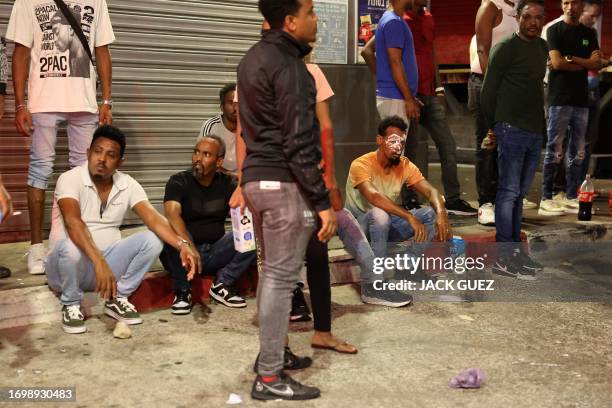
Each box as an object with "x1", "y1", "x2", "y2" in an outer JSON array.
[
  {"x1": 99, "y1": 104, "x2": 112, "y2": 126},
  {"x1": 180, "y1": 245, "x2": 201, "y2": 280},
  {"x1": 435, "y1": 212, "x2": 452, "y2": 242}
]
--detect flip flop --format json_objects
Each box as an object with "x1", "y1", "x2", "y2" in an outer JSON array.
[{"x1": 311, "y1": 341, "x2": 358, "y2": 354}]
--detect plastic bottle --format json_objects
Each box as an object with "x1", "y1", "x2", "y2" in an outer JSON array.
[
  {"x1": 578, "y1": 175, "x2": 595, "y2": 221},
  {"x1": 449, "y1": 236, "x2": 466, "y2": 274}
]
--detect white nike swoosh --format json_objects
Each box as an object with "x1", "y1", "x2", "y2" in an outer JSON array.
[{"x1": 262, "y1": 382, "x2": 294, "y2": 398}]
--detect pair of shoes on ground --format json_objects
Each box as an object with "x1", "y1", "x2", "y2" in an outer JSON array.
[
  {"x1": 538, "y1": 192, "x2": 579, "y2": 216},
  {"x1": 62, "y1": 297, "x2": 141, "y2": 334},
  {"x1": 171, "y1": 282, "x2": 247, "y2": 314},
  {"x1": 478, "y1": 198, "x2": 539, "y2": 225},
  {"x1": 252, "y1": 347, "x2": 318, "y2": 400},
  {"x1": 492, "y1": 249, "x2": 544, "y2": 281}
]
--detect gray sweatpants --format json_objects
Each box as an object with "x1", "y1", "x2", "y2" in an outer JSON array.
[{"x1": 242, "y1": 181, "x2": 316, "y2": 376}]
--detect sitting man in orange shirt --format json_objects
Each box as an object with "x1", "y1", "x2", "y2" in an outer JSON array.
[{"x1": 345, "y1": 116, "x2": 451, "y2": 297}]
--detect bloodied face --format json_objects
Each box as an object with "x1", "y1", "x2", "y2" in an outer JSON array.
[{"x1": 378, "y1": 126, "x2": 407, "y2": 165}]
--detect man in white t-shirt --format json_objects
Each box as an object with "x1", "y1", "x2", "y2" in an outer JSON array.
[
  {"x1": 198, "y1": 83, "x2": 238, "y2": 174},
  {"x1": 6, "y1": 0, "x2": 115, "y2": 275},
  {"x1": 46, "y1": 125, "x2": 200, "y2": 334}
]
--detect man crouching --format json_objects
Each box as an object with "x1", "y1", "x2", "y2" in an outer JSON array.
[{"x1": 46, "y1": 125, "x2": 199, "y2": 334}]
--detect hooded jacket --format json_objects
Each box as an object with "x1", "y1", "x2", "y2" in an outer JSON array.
[{"x1": 237, "y1": 29, "x2": 330, "y2": 212}]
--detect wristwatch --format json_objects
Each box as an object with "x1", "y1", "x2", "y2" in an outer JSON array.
[
  {"x1": 177, "y1": 238, "x2": 190, "y2": 250},
  {"x1": 565, "y1": 55, "x2": 574, "y2": 63},
  {"x1": 102, "y1": 99, "x2": 113, "y2": 109}
]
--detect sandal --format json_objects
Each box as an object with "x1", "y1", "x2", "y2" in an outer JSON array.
[{"x1": 311, "y1": 340, "x2": 358, "y2": 354}]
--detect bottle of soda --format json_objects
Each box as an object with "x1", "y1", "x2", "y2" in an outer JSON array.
[{"x1": 578, "y1": 175, "x2": 595, "y2": 221}]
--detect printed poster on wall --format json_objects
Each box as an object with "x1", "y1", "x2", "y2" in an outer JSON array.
[
  {"x1": 312, "y1": 0, "x2": 348, "y2": 64},
  {"x1": 357, "y1": 0, "x2": 389, "y2": 61}
]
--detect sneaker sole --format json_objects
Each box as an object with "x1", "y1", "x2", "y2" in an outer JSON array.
[
  {"x1": 251, "y1": 390, "x2": 320, "y2": 401},
  {"x1": 517, "y1": 273, "x2": 537, "y2": 281},
  {"x1": 104, "y1": 308, "x2": 143, "y2": 325},
  {"x1": 563, "y1": 207, "x2": 579, "y2": 214},
  {"x1": 478, "y1": 219, "x2": 495, "y2": 226},
  {"x1": 209, "y1": 291, "x2": 247, "y2": 308},
  {"x1": 361, "y1": 295, "x2": 411, "y2": 308},
  {"x1": 290, "y1": 314, "x2": 312, "y2": 322},
  {"x1": 28, "y1": 268, "x2": 46, "y2": 275},
  {"x1": 62, "y1": 324, "x2": 87, "y2": 334},
  {"x1": 491, "y1": 264, "x2": 518, "y2": 278},
  {"x1": 448, "y1": 210, "x2": 478, "y2": 216},
  {"x1": 171, "y1": 308, "x2": 192, "y2": 315},
  {"x1": 538, "y1": 208, "x2": 565, "y2": 216}
]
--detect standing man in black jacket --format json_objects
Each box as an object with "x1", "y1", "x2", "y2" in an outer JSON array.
[{"x1": 238, "y1": 0, "x2": 336, "y2": 401}]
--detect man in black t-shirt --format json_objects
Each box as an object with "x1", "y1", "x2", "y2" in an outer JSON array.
[
  {"x1": 539, "y1": 0, "x2": 601, "y2": 216},
  {"x1": 159, "y1": 135, "x2": 256, "y2": 314}
]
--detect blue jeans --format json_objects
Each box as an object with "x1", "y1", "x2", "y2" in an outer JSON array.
[
  {"x1": 46, "y1": 231, "x2": 163, "y2": 306},
  {"x1": 542, "y1": 106, "x2": 588, "y2": 200},
  {"x1": 348, "y1": 206, "x2": 437, "y2": 258},
  {"x1": 335, "y1": 208, "x2": 376, "y2": 284},
  {"x1": 494, "y1": 123, "x2": 542, "y2": 247},
  {"x1": 29, "y1": 112, "x2": 98, "y2": 189},
  {"x1": 159, "y1": 231, "x2": 256, "y2": 293}
]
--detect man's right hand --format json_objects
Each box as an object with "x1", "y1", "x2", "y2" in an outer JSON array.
[
  {"x1": 229, "y1": 186, "x2": 246, "y2": 214},
  {"x1": 317, "y1": 208, "x2": 337, "y2": 243},
  {"x1": 15, "y1": 108, "x2": 33, "y2": 136},
  {"x1": 405, "y1": 97, "x2": 422, "y2": 122},
  {"x1": 406, "y1": 214, "x2": 427, "y2": 243},
  {"x1": 94, "y1": 260, "x2": 117, "y2": 300}
]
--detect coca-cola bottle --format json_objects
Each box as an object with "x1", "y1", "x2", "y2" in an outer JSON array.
[{"x1": 578, "y1": 175, "x2": 595, "y2": 221}]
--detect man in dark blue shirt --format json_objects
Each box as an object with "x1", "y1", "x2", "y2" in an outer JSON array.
[{"x1": 373, "y1": 0, "x2": 420, "y2": 126}]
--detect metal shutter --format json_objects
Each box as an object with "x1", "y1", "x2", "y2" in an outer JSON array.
[{"x1": 0, "y1": 0, "x2": 261, "y2": 240}]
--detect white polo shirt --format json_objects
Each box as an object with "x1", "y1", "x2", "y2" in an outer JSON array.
[{"x1": 49, "y1": 164, "x2": 148, "y2": 251}]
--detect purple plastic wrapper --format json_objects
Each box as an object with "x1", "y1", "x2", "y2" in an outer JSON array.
[{"x1": 449, "y1": 368, "x2": 485, "y2": 389}]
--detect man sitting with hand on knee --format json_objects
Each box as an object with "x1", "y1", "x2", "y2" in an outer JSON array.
[{"x1": 46, "y1": 125, "x2": 199, "y2": 334}]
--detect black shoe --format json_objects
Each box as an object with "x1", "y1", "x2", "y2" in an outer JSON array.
[
  {"x1": 209, "y1": 282, "x2": 246, "y2": 308},
  {"x1": 252, "y1": 371, "x2": 320, "y2": 401},
  {"x1": 253, "y1": 346, "x2": 313, "y2": 373},
  {"x1": 0, "y1": 266, "x2": 11, "y2": 279},
  {"x1": 515, "y1": 250, "x2": 544, "y2": 271},
  {"x1": 290, "y1": 283, "x2": 311, "y2": 322},
  {"x1": 171, "y1": 290, "x2": 192, "y2": 315},
  {"x1": 361, "y1": 283, "x2": 412, "y2": 307},
  {"x1": 446, "y1": 199, "x2": 478, "y2": 216},
  {"x1": 492, "y1": 255, "x2": 537, "y2": 281}
]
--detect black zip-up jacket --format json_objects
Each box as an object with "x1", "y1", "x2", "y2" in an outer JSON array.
[{"x1": 237, "y1": 29, "x2": 330, "y2": 212}]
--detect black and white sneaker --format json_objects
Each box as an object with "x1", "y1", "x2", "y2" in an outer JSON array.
[
  {"x1": 104, "y1": 297, "x2": 142, "y2": 325},
  {"x1": 171, "y1": 291, "x2": 193, "y2": 315},
  {"x1": 209, "y1": 282, "x2": 246, "y2": 308},
  {"x1": 361, "y1": 283, "x2": 412, "y2": 307},
  {"x1": 446, "y1": 199, "x2": 478, "y2": 216},
  {"x1": 515, "y1": 250, "x2": 544, "y2": 271},
  {"x1": 251, "y1": 371, "x2": 320, "y2": 401},
  {"x1": 253, "y1": 346, "x2": 312, "y2": 373},
  {"x1": 290, "y1": 283, "x2": 311, "y2": 322},
  {"x1": 62, "y1": 304, "x2": 87, "y2": 334},
  {"x1": 492, "y1": 255, "x2": 537, "y2": 281}
]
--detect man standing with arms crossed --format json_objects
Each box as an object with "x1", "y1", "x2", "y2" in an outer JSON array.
[
  {"x1": 238, "y1": 0, "x2": 335, "y2": 401},
  {"x1": 7, "y1": 0, "x2": 114, "y2": 274}
]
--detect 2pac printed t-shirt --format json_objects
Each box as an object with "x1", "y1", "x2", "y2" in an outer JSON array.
[{"x1": 6, "y1": 0, "x2": 115, "y2": 113}]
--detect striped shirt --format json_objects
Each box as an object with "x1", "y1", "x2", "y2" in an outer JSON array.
[{"x1": 197, "y1": 114, "x2": 237, "y2": 173}]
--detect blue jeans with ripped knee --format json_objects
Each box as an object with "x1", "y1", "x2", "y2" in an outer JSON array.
[{"x1": 542, "y1": 106, "x2": 588, "y2": 200}]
